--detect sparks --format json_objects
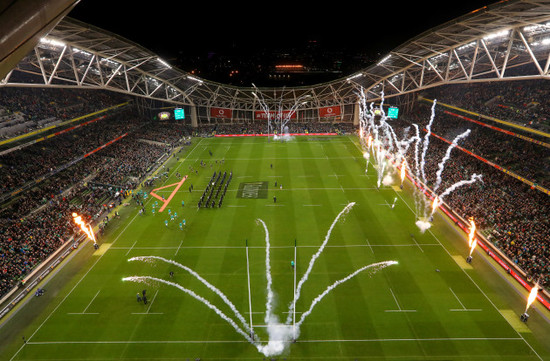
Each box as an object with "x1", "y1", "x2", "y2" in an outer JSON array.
[
  {"x1": 431, "y1": 196, "x2": 440, "y2": 215},
  {"x1": 400, "y1": 159, "x2": 407, "y2": 184}
]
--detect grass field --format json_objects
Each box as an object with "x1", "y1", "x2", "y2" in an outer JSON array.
[{"x1": 1, "y1": 135, "x2": 549, "y2": 361}]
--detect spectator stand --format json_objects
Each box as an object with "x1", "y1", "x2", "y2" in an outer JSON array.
[
  {"x1": 0, "y1": 136, "x2": 190, "y2": 322},
  {"x1": 389, "y1": 152, "x2": 550, "y2": 312},
  {"x1": 389, "y1": 107, "x2": 550, "y2": 293},
  {"x1": 0, "y1": 232, "x2": 84, "y2": 321}
]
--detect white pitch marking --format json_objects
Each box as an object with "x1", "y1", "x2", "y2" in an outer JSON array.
[
  {"x1": 125, "y1": 240, "x2": 137, "y2": 256},
  {"x1": 449, "y1": 287, "x2": 482, "y2": 312},
  {"x1": 385, "y1": 288, "x2": 416, "y2": 313},
  {"x1": 174, "y1": 240, "x2": 183, "y2": 256},
  {"x1": 25, "y1": 336, "x2": 523, "y2": 345},
  {"x1": 68, "y1": 290, "x2": 101, "y2": 315},
  {"x1": 132, "y1": 290, "x2": 162, "y2": 315}
]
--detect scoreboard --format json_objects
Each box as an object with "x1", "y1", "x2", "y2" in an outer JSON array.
[
  {"x1": 174, "y1": 108, "x2": 185, "y2": 120},
  {"x1": 387, "y1": 107, "x2": 399, "y2": 119}
]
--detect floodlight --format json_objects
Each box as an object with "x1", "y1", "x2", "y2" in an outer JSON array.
[
  {"x1": 187, "y1": 75, "x2": 203, "y2": 83},
  {"x1": 40, "y1": 37, "x2": 66, "y2": 47},
  {"x1": 377, "y1": 54, "x2": 391, "y2": 66},
  {"x1": 157, "y1": 57, "x2": 172, "y2": 69},
  {"x1": 483, "y1": 29, "x2": 509, "y2": 40}
]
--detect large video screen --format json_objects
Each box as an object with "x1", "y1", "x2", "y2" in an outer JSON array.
[
  {"x1": 174, "y1": 108, "x2": 185, "y2": 120},
  {"x1": 387, "y1": 107, "x2": 399, "y2": 119}
]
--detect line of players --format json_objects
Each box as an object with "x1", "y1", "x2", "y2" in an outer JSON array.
[{"x1": 138, "y1": 197, "x2": 187, "y2": 231}]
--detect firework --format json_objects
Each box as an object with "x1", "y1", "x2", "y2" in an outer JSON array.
[{"x1": 400, "y1": 159, "x2": 407, "y2": 185}]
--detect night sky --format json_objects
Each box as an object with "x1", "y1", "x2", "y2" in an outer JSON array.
[{"x1": 67, "y1": 1, "x2": 496, "y2": 79}]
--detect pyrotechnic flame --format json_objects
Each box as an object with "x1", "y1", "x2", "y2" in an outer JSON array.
[
  {"x1": 525, "y1": 284, "x2": 539, "y2": 312},
  {"x1": 431, "y1": 196, "x2": 440, "y2": 215},
  {"x1": 468, "y1": 238, "x2": 477, "y2": 257},
  {"x1": 400, "y1": 159, "x2": 407, "y2": 184},
  {"x1": 468, "y1": 217, "x2": 476, "y2": 247},
  {"x1": 72, "y1": 212, "x2": 96, "y2": 243}
]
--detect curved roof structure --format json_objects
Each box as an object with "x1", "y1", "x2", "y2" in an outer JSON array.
[{"x1": 2, "y1": 0, "x2": 550, "y2": 112}]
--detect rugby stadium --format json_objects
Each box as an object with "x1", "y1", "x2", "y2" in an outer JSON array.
[{"x1": 0, "y1": 1, "x2": 549, "y2": 360}]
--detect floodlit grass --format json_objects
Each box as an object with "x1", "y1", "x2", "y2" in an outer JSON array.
[{"x1": 1, "y1": 135, "x2": 549, "y2": 361}]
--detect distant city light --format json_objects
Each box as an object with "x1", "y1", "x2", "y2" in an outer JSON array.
[{"x1": 275, "y1": 65, "x2": 304, "y2": 69}]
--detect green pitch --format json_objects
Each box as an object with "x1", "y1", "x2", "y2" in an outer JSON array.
[{"x1": 1, "y1": 135, "x2": 549, "y2": 361}]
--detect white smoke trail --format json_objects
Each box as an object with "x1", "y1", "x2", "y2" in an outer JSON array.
[
  {"x1": 429, "y1": 173, "x2": 483, "y2": 218},
  {"x1": 415, "y1": 220, "x2": 432, "y2": 233},
  {"x1": 123, "y1": 276, "x2": 258, "y2": 346},
  {"x1": 127, "y1": 256, "x2": 255, "y2": 338},
  {"x1": 257, "y1": 317, "x2": 293, "y2": 357},
  {"x1": 295, "y1": 261, "x2": 398, "y2": 328},
  {"x1": 378, "y1": 90, "x2": 386, "y2": 116},
  {"x1": 285, "y1": 202, "x2": 356, "y2": 325},
  {"x1": 438, "y1": 173, "x2": 483, "y2": 201},
  {"x1": 420, "y1": 99, "x2": 437, "y2": 184},
  {"x1": 255, "y1": 219, "x2": 294, "y2": 357},
  {"x1": 256, "y1": 219, "x2": 276, "y2": 325},
  {"x1": 433, "y1": 129, "x2": 471, "y2": 192},
  {"x1": 383, "y1": 174, "x2": 394, "y2": 186},
  {"x1": 412, "y1": 124, "x2": 421, "y2": 178},
  {"x1": 409, "y1": 124, "x2": 424, "y2": 216},
  {"x1": 377, "y1": 158, "x2": 387, "y2": 188}
]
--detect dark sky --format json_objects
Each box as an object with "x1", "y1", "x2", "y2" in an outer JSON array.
[{"x1": 68, "y1": 1, "x2": 496, "y2": 61}]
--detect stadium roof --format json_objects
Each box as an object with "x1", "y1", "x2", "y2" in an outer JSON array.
[{"x1": 2, "y1": 0, "x2": 550, "y2": 111}]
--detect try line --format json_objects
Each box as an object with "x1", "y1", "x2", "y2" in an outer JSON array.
[{"x1": 25, "y1": 336, "x2": 524, "y2": 345}]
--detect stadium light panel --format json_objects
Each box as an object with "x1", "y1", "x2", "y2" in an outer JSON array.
[
  {"x1": 377, "y1": 54, "x2": 391, "y2": 66},
  {"x1": 483, "y1": 29, "x2": 509, "y2": 40},
  {"x1": 346, "y1": 73, "x2": 363, "y2": 81},
  {"x1": 531, "y1": 38, "x2": 550, "y2": 46},
  {"x1": 457, "y1": 42, "x2": 476, "y2": 52},
  {"x1": 523, "y1": 22, "x2": 550, "y2": 34},
  {"x1": 100, "y1": 57, "x2": 120, "y2": 68},
  {"x1": 40, "y1": 37, "x2": 66, "y2": 48},
  {"x1": 187, "y1": 75, "x2": 203, "y2": 83},
  {"x1": 72, "y1": 47, "x2": 92, "y2": 58},
  {"x1": 157, "y1": 57, "x2": 172, "y2": 69}
]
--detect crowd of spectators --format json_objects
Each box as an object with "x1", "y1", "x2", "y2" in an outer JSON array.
[
  {"x1": 196, "y1": 121, "x2": 355, "y2": 136},
  {"x1": 0, "y1": 110, "x2": 140, "y2": 194},
  {"x1": 422, "y1": 80, "x2": 550, "y2": 135},
  {"x1": 0, "y1": 87, "x2": 129, "y2": 138},
  {"x1": 409, "y1": 104, "x2": 550, "y2": 189},
  {"x1": 0, "y1": 89, "x2": 188, "y2": 298}
]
